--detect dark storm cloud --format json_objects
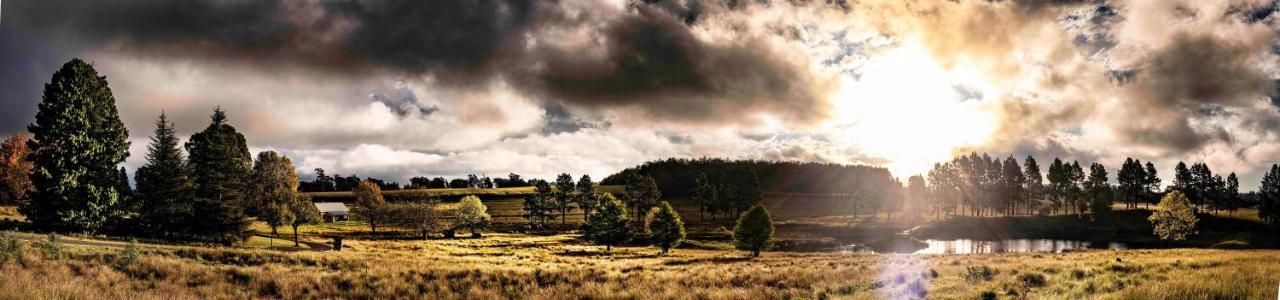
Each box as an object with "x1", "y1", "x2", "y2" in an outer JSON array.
[
  {"x1": 0, "y1": 0, "x2": 833, "y2": 132},
  {"x1": 322, "y1": 0, "x2": 540, "y2": 82},
  {"x1": 519, "y1": 4, "x2": 833, "y2": 125}
]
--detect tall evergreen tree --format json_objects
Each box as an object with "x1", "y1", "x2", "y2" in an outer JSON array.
[
  {"x1": 1085, "y1": 163, "x2": 1111, "y2": 219},
  {"x1": 24, "y1": 59, "x2": 131, "y2": 233},
  {"x1": 1224, "y1": 173, "x2": 1240, "y2": 215},
  {"x1": 624, "y1": 175, "x2": 662, "y2": 221},
  {"x1": 575, "y1": 175, "x2": 598, "y2": 223},
  {"x1": 184, "y1": 108, "x2": 252, "y2": 244},
  {"x1": 692, "y1": 173, "x2": 718, "y2": 220},
  {"x1": 1259, "y1": 165, "x2": 1280, "y2": 225},
  {"x1": 1022, "y1": 155, "x2": 1043, "y2": 215},
  {"x1": 1143, "y1": 162, "x2": 1161, "y2": 208},
  {"x1": 135, "y1": 113, "x2": 195, "y2": 237},
  {"x1": 554, "y1": 173, "x2": 575, "y2": 224}
]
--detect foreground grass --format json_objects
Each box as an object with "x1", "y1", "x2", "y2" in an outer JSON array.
[{"x1": 0, "y1": 231, "x2": 1277, "y2": 299}]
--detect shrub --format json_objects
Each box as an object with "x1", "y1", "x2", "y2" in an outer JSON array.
[
  {"x1": 979, "y1": 290, "x2": 998, "y2": 300},
  {"x1": 40, "y1": 233, "x2": 61, "y2": 258},
  {"x1": 0, "y1": 232, "x2": 22, "y2": 263},
  {"x1": 115, "y1": 239, "x2": 141, "y2": 270},
  {"x1": 1018, "y1": 272, "x2": 1047, "y2": 287},
  {"x1": 964, "y1": 266, "x2": 996, "y2": 281}
]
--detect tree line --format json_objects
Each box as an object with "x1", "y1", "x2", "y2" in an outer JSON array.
[
  {"x1": 916, "y1": 152, "x2": 1270, "y2": 221},
  {"x1": 300, "y1": 171, "x2": 537, "y2": 192},
  {"x1": 603, "y1": 158, "x2": 901, "y2": 218},
  {"x1": 0, "y1": 59, "x2": 330, "y2": 246}
]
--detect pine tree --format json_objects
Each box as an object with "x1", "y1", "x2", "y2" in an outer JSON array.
[
  {"x1": 24, "y1": 59, "x2": 131, "y2": 233},
  {"x1": 1022, "y1": 155, "x2": 1042, "y2": 215},
  {"x1": 1224, "y1": 173, "x2": 1240, "y2": 215},
  {"x1": 524, "y1": 179, "x2": 553, "y2": 227},
  {"x1": 644, "y1": 201, "x2": 685, "y2": 254},
  {"x1": 624, "y1": 175, "x2": 661, "y2": 221},
  {"x1": 575, "y1": 175, "x2": 597, "y2": 223},
  {"x1": 734, "y1": 205, "x2": 773, "y2": 257},
  {"x1": 1143, "y1": 162, "x2": 1161, "y2": 208},
  {"x1": 585, "y1": 193, "x2": 629, "y2": 252},
  {"x1": 692, "y1": 173, "x2": 718, "y2": 220},
  {"x1": 249, "y1": 151, "x2": 299, "y2": 237},
  {"x1": 135, "y1": 113, "x2": 196, "y2": 238},
  {"x1": 1085, "y1": 163, "x2": 1110, "y2": 219},
  {"x1": 184, "y1": 108, "x2": 252, "y2": 244},
  {"x1": 554, "y1": 173, "x2": 575, "y2": 224},
  {"x1": 1259, "y1": 165, "x2": 1280, "y2": 225}
]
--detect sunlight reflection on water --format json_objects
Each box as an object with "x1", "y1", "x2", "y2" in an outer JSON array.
[{"x1": 912, "y1": 239, "x2": 1127, "y2": 254}]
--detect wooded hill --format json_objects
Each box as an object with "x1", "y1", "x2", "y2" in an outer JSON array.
[{"x1": 602, "y1": 158, "x2": 897, "y2": 197}]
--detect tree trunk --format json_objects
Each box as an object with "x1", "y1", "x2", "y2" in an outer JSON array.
[{"x1": 293, "y1": 225, "x2": 300, "y2": 247}]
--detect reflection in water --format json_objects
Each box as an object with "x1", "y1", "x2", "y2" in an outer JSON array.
[{"x1": 912, "y1": 239, "x2": 1127, "y2": 254}]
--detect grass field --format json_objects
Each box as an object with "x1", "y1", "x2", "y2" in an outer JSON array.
[{"x1": 0, "y1": 229, "x2": 1277, "y2": 299}]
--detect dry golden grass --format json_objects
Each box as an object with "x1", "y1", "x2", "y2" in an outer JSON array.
[{"x1": 1, "y1": 229, "x2": 1277, "y2": 299}]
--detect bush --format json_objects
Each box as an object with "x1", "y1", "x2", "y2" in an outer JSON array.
[
  {"x1": 1018, "y1": 272, "x2": 1047, "y2": 287},
  {"x1": 0, "y1": 232, "x2": 22, "y2": 263},
  {"x1": 115, "y1": 239, "x2": 141, "y2": 270},
  {"x1": 964, "y1": 266, "x2": 996, "y2": 281},
  {"x1": 40, "y1": 233, "x2": 61, "y2": 258}
]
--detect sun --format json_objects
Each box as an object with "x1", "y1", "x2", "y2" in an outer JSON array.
[{"x1": 831, "y1": 42, "x2": 997, "y2": 178}]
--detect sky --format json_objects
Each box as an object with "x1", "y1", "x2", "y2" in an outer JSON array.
[{"x1": 2, "y1": 0, "x2": 1279, "y2": 190}]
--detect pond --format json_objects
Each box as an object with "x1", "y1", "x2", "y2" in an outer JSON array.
[
  {"x1": 908, "y1": 239, "x2": 1127, "y2": 254},
  {"x1": 836, "y1": 237, "x2": 1129, "y2": 254}
]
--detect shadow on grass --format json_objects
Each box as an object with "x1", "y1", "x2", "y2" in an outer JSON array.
[{"x1": 661, "y1": 256, "x2": 754, "y2": 266}]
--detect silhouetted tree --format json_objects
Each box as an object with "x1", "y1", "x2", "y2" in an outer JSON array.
[
  {"x1": 1259, "y1": 165, "x2": 1280, "y2": 225},
  {"x1": 1022, "y1": 155, "x2": 1043, "y2": 215}
]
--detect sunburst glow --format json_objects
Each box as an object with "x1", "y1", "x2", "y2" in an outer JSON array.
[{"x1": 833, "y1": 43, "x2": 997, "y2": 177}]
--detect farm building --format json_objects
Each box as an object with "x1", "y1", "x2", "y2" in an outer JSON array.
[{"x1": 314, "y1": 202, "x2": 349, "y2": 222}]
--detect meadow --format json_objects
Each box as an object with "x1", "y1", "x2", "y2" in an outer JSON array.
[
  {"x1": 1, "y1": 228, "x2": 1278, "y2": 299},
  {"x1": 0, "y1": 190, "x2": 1278, "y2": 299}
]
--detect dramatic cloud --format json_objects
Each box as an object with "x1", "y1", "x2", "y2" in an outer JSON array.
[{"x1": 3, "y1": 0, "x2": 1280, "y2": 189}]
